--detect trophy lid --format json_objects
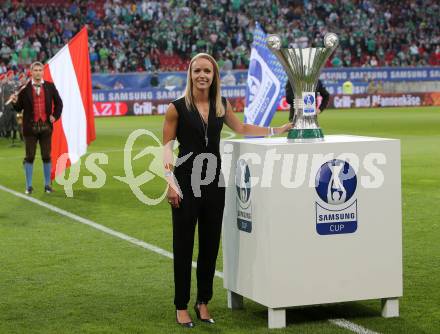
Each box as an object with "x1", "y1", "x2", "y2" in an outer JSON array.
[{"x1": 324, "y1": 33, "x2": 339, "y2": 49}]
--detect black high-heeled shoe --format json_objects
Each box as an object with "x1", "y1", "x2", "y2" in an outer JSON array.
[
  {"x1": 194, "y1": 302, "x2": 215, "y2": 324},
  {"x1": 176, "y1": 310, "x2": 195, "y2": 328}
]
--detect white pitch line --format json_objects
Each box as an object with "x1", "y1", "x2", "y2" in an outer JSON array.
[
  {"x1": 0, "y1": 184, "x2": 223, "y2": 278},
  {"x1": 329, "y1": 319, "x2": 380, "y2": 334},
  {"x1": 1, "y1": 184, "x2": 381, "y2": 334}
]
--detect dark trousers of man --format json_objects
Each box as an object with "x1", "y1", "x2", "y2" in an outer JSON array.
[
  {"x1": 24, "y1": 126, "x2": 52, "y2": 164},
  {"x1": 23, "y1": 123, "x2": 52, "y2": 189},
  {"x1": 172, "y1": 173, "x2": 225, "y2": 310}
]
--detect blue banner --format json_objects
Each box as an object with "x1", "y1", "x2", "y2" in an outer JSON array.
[
  {"x1": 243, "y1": 23, "x2": 287, "y2": 126},
  {"x1": 91, "y1": 83, "x2": 370, "y2": 101},
  {"x1": 319, "y1": 66, "x2": 440, "y2": 83},
  {"x1": 92, "y1": 86, "x2": 247, "y2": 102},
  {"x1": 92, "y1": 67, "x2": 440, "y2": 91},
  {"x1": 92, "y1": 71, "x2": 247, "y2": 90},
  {"x1": 91, "y1": 85, "x2": 373, "y2": 104},
  {"x1": 92, "y1": 72, "x2": 187, "y2": 90}
]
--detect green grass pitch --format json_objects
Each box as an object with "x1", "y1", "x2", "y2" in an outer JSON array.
[{"x1": 0, "y1": 106, "x2": 439, "y2": 333}]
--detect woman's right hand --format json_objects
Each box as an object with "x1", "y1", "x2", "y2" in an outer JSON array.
[{"x1": 167, "y1": 184, "x2": 181, "y2": 208}]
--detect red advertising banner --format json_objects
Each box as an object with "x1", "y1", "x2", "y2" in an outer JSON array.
[
  {"x1": 93, "y1": 102, "x2": 129, "y2": 117},
  {"x1": 93, "y1": 97, "x2": 247, "y2": 116}
]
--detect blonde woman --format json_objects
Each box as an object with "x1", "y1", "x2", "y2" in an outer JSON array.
[{"x1": 163, "y1": 53, "x2": 292, "y2": 327}]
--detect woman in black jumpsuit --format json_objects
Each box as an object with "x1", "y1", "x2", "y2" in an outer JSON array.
[{"x1": 162, "y1": 53, "x2": 292, "y2": 327}]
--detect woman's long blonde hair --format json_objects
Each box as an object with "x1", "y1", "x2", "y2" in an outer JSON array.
[{"x1": 184, "y1": 53, "x2": 224, "y2": 117}]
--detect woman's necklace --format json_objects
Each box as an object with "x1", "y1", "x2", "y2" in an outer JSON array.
[{"x1": 196, "y1": 105, "x2": 209, "y2": 147}]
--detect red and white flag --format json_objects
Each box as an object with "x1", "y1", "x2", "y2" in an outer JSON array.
[{"x1": 43, "y1": 27, "x2": 95, "y2": 179}]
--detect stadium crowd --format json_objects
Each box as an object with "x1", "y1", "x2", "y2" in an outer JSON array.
[{"x1": 0, "y1": 0, "x2": 439, "y2": 75}]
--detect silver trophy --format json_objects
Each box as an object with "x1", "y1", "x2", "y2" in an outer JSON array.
[{"x1": 267, "y1": 33, "x2": 338, "y2": 140}]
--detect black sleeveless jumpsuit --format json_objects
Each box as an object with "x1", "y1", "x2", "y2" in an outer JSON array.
[{"x1": 171, "y1": 96, "x2": 226, "y2": 310}]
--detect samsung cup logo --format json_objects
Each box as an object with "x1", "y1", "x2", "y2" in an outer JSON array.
[
  {"x1": 315, "y1": 159, "x2": 358, "y2": 235},
  {"x1": 316, "y1": 159, "x2": 357, "y2": 205},
  {"x1": 235, "y1": 159, "x2": 253, "y2": 233},
  {"x1": 302, "y1": 92, "x2": 316, "y2": 114},
  {"x1": 236, "y1": 159, "x2": 251, "y2": 208},
  {"x1": 304, "y1": 94, "x2": 315, "y2": 107}
]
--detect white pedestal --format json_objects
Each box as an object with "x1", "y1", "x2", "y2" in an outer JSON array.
[
  {"x1": 268, "y1": 308, "x2": 286, "y2": 329},
  {"x1": 382, "y1": 298, "x2": 399, "y2": 318},
  {"x1": 227, "y1": 290, "x2": 243, "y2": 309},
  {"x1": 221, "y1": 135, "x2": 402, "y2": 329}
]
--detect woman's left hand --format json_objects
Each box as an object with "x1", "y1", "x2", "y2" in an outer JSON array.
[{"x1": 275, "y1": 123, "x2": 294, "y2": 135}]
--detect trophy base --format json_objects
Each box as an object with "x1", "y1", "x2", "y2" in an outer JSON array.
[{"x1": 287, "y1": 128, "x2": 324, "y2": 140}]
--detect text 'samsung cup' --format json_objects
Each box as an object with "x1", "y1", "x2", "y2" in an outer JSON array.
[{"x1": 267, "y1": 33, "x2": 339, "y2": 141}]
